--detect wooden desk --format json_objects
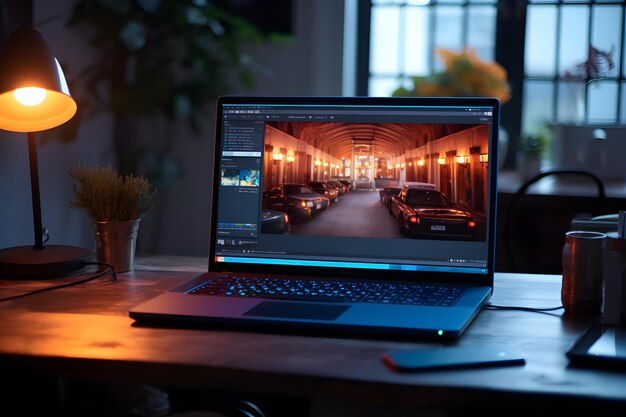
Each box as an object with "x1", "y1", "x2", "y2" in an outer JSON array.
[{"x1": 1, "y1": 256, "x2": 625, "y2": 416}]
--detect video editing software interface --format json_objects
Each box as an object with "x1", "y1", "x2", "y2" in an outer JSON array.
[{"x1": 214, "y1": 101, "x2": 495, "y2": 276}]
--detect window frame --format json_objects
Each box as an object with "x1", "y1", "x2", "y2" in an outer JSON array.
[{"x1": 356, "y1": 0, "x2": 626, "y2": 169}]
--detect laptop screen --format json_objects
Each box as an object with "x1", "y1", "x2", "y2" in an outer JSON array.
[{"x1": 209, "y1": 96, "x2": 498, "y2": 283}]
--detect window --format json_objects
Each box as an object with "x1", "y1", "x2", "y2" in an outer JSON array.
[
  {"x1": 524, "y1": 0, "x2": 624, "y2": 133},
  {"x1": 356, "y1": 0, "x2": 626, "y2": 167},
  {"x1": 368, "y1": 0, "x2": 498, "y2": 97}
]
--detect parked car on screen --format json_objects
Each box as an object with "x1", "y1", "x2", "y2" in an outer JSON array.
[
  {"x1": 308, "y1": 181, "x2": 339, "y2": 203},
  {"x1": 262, "y1": 183, "x2": 328, "y2": 223},
  {"x1": 389, "y1": 186, "x2": 477, "y2": 240},
  {"x1": 379, "y1": 186, "x2": 402, "y2": 209},
  {"x1": 327, "y1": 180, "x2": 349, "y2": 195},
  {"x1": 260, "y1": 210, "x2": 291, "y2": 234},
  {"x1": 323, "y1": 181, "x2": 345, "y2": 198},
  {"x1": 338, "y1": 180, "x2": 352, "y2": 191}
]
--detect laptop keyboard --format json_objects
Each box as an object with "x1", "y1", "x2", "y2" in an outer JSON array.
[{"x1": 187, "y1": 276, "x2": 465, "y2": 306}]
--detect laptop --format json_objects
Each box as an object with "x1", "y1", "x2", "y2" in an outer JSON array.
[{"x1": 130, "y1": 95, "x2": 500, "y2": 340}]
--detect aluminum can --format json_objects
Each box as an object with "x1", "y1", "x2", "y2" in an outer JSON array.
[{"x1": 561, "y1": 230, "x2": 606, "y2": 314}]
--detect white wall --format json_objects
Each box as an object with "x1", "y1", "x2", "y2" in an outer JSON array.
[{"x1": 0, "y1": 0, "x2": 345, "y2": 256}]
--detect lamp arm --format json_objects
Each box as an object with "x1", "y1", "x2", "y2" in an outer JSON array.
[{"x1": 27, "y1": 132, "x2": 44, "y2": 249}]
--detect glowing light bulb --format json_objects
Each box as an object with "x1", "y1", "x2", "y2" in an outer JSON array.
[{"x1": 14, "y1": 87, "x2": 47, "y2": 106}]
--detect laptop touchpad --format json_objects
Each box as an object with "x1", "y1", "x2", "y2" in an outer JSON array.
[{"x1": 243, "y1": 301, "x2": 349, "y2": 320}]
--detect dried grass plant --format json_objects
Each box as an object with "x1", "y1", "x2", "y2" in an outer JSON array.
[{"x1": 68, "y1": 165, "x2": 155, "y2": 222}]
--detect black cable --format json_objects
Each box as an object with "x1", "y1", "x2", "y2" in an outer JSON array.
[
  {"x1": 83, "y1": 261, "x2": 117, "y2": 282},
  {"x1": 484, "y1": 303, "x2": 563, "y2": 312},
  {"x1": 0, "y1": 263, "x2": 116, "y2": 303}
]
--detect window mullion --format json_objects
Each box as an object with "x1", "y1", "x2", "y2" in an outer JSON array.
[
  {"x1": 585, "y1": 3, "x2": 594, "y2": 124},
  {"x1": 399, "y1": 3, "x2": 407, "y2": 84},
  {"x1": 553, "y1": 3, "x2": 563, "y2": 125},
  {"x1": 495, "y1": 0, "x2": 527, "y2": 169},
  {"x1": 618, "y1": 4, "x2": 625, "y2": 122},
  {"x1": 356, "y1": 0, "x2": 372, "y2": 96},
  {"x1": 462, "y1": 1, "x2": 469, "y2": 48}
]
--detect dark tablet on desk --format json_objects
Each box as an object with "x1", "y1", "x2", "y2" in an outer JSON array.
[
  {"x1": 382, "y1": 346, "x2": 525, "y2": 372},
  {"x1": 566, "y1": 323, "x2": 626, "y2": 371}
]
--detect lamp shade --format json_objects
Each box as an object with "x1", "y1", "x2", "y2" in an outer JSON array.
[{"x1": 0, "y1": 27, "x2": 76, "y2": 132}]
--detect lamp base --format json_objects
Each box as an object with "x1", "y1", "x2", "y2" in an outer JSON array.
[{"x1": 0, "y1": 245, "x2": 92, "y2": 279}]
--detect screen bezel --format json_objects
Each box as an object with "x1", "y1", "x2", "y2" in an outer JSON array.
[{"x1": 208, "y1": 95, "x2": 499, "y2": 286}]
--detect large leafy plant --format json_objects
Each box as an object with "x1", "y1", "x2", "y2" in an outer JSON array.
[{"x1": 65, "y1": 0, "x2": 274, "y2": 185}]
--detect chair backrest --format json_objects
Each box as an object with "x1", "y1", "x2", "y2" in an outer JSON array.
[{"x1": 503, "y1": 168, "x2": 606, "y2": 274}]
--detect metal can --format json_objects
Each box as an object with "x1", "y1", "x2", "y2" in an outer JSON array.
[{"x1": 561, "y1": 230, "x2": 606, "y2": 314}]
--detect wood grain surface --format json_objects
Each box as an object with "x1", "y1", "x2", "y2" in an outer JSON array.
[{"x1": 1, "y1": 255, "x2": 624, "y2": 415}]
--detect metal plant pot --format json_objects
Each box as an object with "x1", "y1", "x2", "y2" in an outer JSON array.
[{"x1": 92, "y1": 219, "x2": 141, "y2": 273}]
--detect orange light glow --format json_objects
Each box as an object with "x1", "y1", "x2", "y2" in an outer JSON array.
[
  {"x1": 456, "y1": 155, "x2": 470, "y2": 165},
  {"x1": 14, "y1": 87, "x2": 47, "y2": 106},
  {"x1": 0, "y1": 88, "x2": 76, "y2": 132}
]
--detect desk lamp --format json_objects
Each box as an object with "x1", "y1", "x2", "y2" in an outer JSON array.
[{"x1": 0, "y1": 27, "x2": 91, "y2": 279}]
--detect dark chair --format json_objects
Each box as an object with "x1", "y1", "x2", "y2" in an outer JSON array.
[{"x1": 502, "y1": 168, "x2": 606, "y2": 274}]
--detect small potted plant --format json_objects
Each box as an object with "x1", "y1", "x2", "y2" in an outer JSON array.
[
  {"x1": 517, "y1": 131, "x2": 549, "y2": 181},
  {"x1": 68, "y1": 164, "x2": 156, "y2": 272}
]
